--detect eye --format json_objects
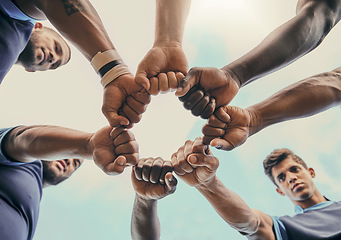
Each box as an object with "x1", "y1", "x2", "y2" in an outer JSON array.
[
  {"x1": 278, "y1": 174, "x2": 285, "y2": 183},
  {"x1": 290, "y1": 166, "x2": 300, "y2": 173}
]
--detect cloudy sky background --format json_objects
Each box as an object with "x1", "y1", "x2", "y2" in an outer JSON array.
[{"x1": 0, "y1": 0, "x2": 340, "y2": 239}]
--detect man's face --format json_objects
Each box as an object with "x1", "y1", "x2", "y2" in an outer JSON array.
[
  {"x1": 18, "y1": 23, "x2": 71, "y2": 72},
  {"x1": 272, "y1": 156, "x2": 316, "y2": 203},
  {"x1": 42, "y1": 159, "x2": 83, "y2": 186}
]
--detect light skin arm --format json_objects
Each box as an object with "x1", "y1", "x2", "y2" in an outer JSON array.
[
  {"x1": 176, "y1": 0, "x2": 341, "y2": 118},
  {"x1": 202, "y1": 67, "x2": 341, "y2": 150},
  {"x1": 131, "y1": 158, "x2": 176, "y2": 240},
  {"x1": 2, "y1": 125, "x2": 139, "y2": 175},
  {"x1": 135, "y1": 0, "x2": 191, "y2": 92},
  {"x1": 171, "y1": 138, "x2": 275, "y2": 239}
]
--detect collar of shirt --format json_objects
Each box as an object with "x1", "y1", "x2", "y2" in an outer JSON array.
[{"x1": 294, "y1": 199, "x2": 335, "y2": 214}]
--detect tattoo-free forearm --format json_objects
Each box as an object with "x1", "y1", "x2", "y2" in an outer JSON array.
[
  {"x1": 222, "y1": 0, "x2": 341, "y2": 87},
  {"x1": 36, "y1": 0, "x2": 114, "y2": 60},
  {"x1": 131, "y1": 195, "x2": 160, "y2": 240},
  {"x1": 154, "y1": 0, "x2": 191, "y2": 46},
  {"x1": 3, "y1": 125, "x2": 92, "y2": 162},
  {"x1": 247, "y1": 67, "x2": 341, "y2": 135}
]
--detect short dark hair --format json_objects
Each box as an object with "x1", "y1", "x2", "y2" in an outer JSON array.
[{"x1": 263, "y1": 148, "x2": 308, "y2": 185}]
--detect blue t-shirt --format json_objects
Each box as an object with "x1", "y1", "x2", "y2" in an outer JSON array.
[
  {"x1": 0, "y1": 0, "x2": 37, "y2": 83},
  {"x1": 272, "y1": 201, "x2": 341, "y2": 240},
  {"x1": 0, "y1": 127, "x2": 43, "y2": 240}
]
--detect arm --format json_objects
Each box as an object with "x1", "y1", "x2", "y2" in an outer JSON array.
[
  {"x1": 35, "y1": 0, "x2": 149, "y2": 128},
  {"x1": 171, "y1": 138, "x2": 275, "y2": 239},
  {"x1": 131, "y1": 158, "x2": 176, "y2": 240},
  {"x1": 176, "y1": 0, "x2": 341, "y2": 117},
  {"x1": 202, "y1": 67, "x2": 341, "y2": 150},
  {"x1": 3, "y1": 125, "x2": 139, "y2": 174},
  {"x1": 135, "y1": 0, "x2": 191, "y2": 92}
]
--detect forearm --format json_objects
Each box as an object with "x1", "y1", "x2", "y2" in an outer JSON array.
[
  {"x1": 196, "y1": 177, "x2": 260, "y2": 235},
  {"x1": 36, "y1": 0, "x2": 114, "y2": 60},
  {"x1": 222, "y1": 0, "x2": 341, "y2": 87},
  {"x1": 154, "y1": 0, "x2": 191, "y2": 46},
  {"x1": 3, "y1": 125, "x2": 92, "y2": 162},
  {"x1": 247, "y1": 68, "x2": 341, "y2": 135},
  {"x1": 131, "y1": 194, "x2": 160, "y2": 240}
]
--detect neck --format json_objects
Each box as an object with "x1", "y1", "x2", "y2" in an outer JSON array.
[{"x1": 293, "y1": 190, "x2": 327, "y2": 209}]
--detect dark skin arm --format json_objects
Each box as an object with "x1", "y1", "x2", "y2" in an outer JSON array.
[{"x1": 176, "y1": 0, "x2": 341, "y2": 118}]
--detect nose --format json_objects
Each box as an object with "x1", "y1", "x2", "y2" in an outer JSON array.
[
  {"x1": 287, "y1": 172, "x2": 297, "y2": 184},
  {"x1": 48, "y1": 52, "x2": 56, "y2": 64}
]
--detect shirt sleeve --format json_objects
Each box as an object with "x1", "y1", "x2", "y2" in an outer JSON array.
[
  {"x1": 0, "y1": 127, "x2": 26, "y2": 166},
  {"x1": 271, "y1": 216, "x2": 288, "y2": 240}
]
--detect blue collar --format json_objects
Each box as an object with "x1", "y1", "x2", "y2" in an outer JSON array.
[
  {"x1": 294, "y1": 200, "x2": 335, "y2": 214},
  {"x1": 0, "y1": 0, "x2": 36, "y2": 24}
]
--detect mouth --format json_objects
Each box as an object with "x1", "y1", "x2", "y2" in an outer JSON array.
[
  {"x1": 292, "y1": 183, "x2": 303, "y2": 192},
  {"x1": 56, "y1": 160, "x2": 67, "y2": 172}
]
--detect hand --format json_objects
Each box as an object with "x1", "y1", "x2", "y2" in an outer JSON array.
[
  {"x1": 135, "y1": 45, "x2": 188, "y2": 90},
  {"x1": 202, "y1": 106, "x2": 252, "y2": 151},
  {"x1": 171, "y1": 137, "x2": 219, "y2": 188},
  {"x1": 176, "y1": 67, "x2": 240, "y2": 118},
  {"x1": 132, "y1": 157, "x2": 177, "y2": 200},
  {"x1": 90, "y1": 126, "x2": 139, "y2": 175},
  {"x1": 148, "y1": 72, "x2": 185, "y2": 95},
  {"x1": 102, "y1": 74, "x2": 151, "y2": 129}
]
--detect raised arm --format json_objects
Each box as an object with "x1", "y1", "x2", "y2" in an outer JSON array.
[
  {"x1": 202, "y1": 67, "x2": 341, "y2": 150},
  {"x1": 3, "y1": 125, "x2": 139, "y2": 174},
  {"x1": 135, "y1": 0, "x2": 191, "y2": 93},
  {"x1": 177, "y1": 0, "x2": 341, "y2": 118},
  {"x1": 131, "y1": 158, "x2": 176, "y2": 240},
  {"x1": 171, "y1": 138, "x2": 274, "y2": 239},
  {"x1": 32, "y1": 0, "x2": 150, "y2": 128}
]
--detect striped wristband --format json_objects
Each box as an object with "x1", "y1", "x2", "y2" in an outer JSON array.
[{"x1": 91, "y1": 49, "x2": 130, "y2": 87}]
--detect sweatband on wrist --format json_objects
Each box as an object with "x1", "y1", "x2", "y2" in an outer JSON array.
[{"x1": 91, "y1": 49, "x2": 130, "y2": 87}]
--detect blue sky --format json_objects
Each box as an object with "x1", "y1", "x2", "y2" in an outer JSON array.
[{"x1": 0, "y1": 0, "x2": 340, "y2": 239}]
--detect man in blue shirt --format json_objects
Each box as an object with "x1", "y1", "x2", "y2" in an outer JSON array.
[
  {"x1": 0, "y1": 125, "x2": 139, "y2": 240},
  {"x1": 0, "y1": 0, "x2": 71, "y2": 83}
]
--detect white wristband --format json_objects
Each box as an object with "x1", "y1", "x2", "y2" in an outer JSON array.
[{"x1": 91, "y1": 49, "x2": 130, "y2": 87}]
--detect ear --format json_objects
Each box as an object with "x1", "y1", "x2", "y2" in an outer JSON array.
[
  {"x1": 309, "y1": 168, "x2": 315, "y2": 178},
  {"x1": 276, "y1": 187, "x2": 285, "y2": 196},
  {"x1": 34, "y1": 22, "x2": 43, "y2": 29}
]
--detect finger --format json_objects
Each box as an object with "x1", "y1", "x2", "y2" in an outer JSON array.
[
  {"x1": 135, "y1": 72, "x2": 150, "y2": 90},
  {"x1": 202, "y1": 135, "x2": 216, "y2": 145},
  {"x1": 103, "y1": 109, "x2": 130, "y2": 127},
  {"x1": 178, "y1": 85, "x2": 200, "y2": 102},
  {"x1": 167, "y1": 71, "x2": 178, "y2": 90},
  {"x1": 126, "y1": 96, "x2": 148, "y2": 115},
  {"x1": 207, "y1": 114, "x2": 228, "y2": 129},
  {"x1": 200, "y1": 98, "x2": 216, "y2": 119},
  {"x1": 123, "y1": 153, "x2": 139, "y2": 166},
  {"x1": 183, "y1": 90, "x2": 204, "y2": 110},
  {"x1": 142, "y1": 158, "x2": 154, "y2": 182},
  {"x1": 115, "y1": 141, "x2": 139, "y2": 155},
  {"x1": 215, "y1": 107, "x2": 231, "y2": 123},
  {"x1": 113, "y1": 129, "x2": 135, "y2": 146},
  {"x1": 191, "y1": 95, "x2": 210, "y2": 117},
  {"x1": 175, "y1": 68, "x2": 200, "y2": 96},
  {"x1": 102, "y1": 155, "x2": 126, "y2": 175},
  {"x1": 159, "y1": 161, "x2": 173, "y2": 185},
  {"x1": 132, "y1": 88, "x2": 151, "y2": 105},
  {"x1": 135, "y1": 158, "x2": 146, "y2": 180},
  {"x1": 180, "y1": 141, "x2": 195, "y2": 173},
  {"x1": 210, "y1": 138, "x2": 235, "y2": 151},
  {"x1": 171, "y1": 152, "x2": 185, "y2": 176},
  {"x1": 148, "y1": 76, "x2": 159, "y2": 95},
  {"x1": 121, "y1": 104, "x2": 141, "y2": 124},
  {"x1": 150, "y1": 157, "x2": 164, "y2": 184},
  {"x1": 164, "y1": 172, "x2": 177, "y2": 195},
  {"x1": 111, "y1": 127, "x2": 125, "y2": 140},
  {"x1": 191, "y1": 137, "x2": 207, "y2": 154},
  {"x1": 158, "y1": 73, "x2": 169, "y2": 93},
  {"x1": 202, "y1": 125, "x2": 225, "y2": 138},
  {"x1": 187, "y1": 153, "x2": 219, "y2": 171}
]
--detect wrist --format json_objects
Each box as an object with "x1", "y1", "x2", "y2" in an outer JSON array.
[
  {"x1": 195, "y1": 175, "x2": 219, "y2": 192},
  {"x1": 135, "y1": 193, "x2": 158, "y2": 207},
  {"x1": 244, "y1": 106, "x2": 262, "y2": 136},
  {"x1": 220, "y1": 67, "x2": 242, "y2": 88}
]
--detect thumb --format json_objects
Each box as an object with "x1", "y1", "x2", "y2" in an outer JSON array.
[
  {"x1": 187, "y1": 153, "x2": 218, "y2": 171},
  {"x1": 103, "y1": 108, "x2": 130, "y2": 127},
  {"x1": 210, "y1": 138, "x2": 235, "y2": 151},
  {"x1": 175, "y1": 69, "x2": 198, "y2": 96},
  {"x1": 102, "y1": 155, "x2": 127, "y2": 175},
  {"x1": 135, "y1": 71, "x2": 150, "y2": 90},
  {"x1": 165, "y1": 172, "x2": 177, "y2": 194}
]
